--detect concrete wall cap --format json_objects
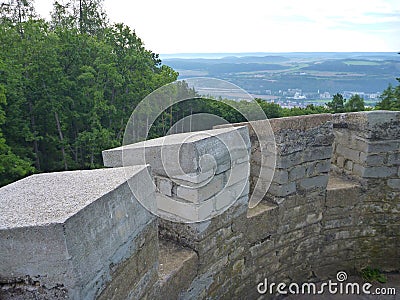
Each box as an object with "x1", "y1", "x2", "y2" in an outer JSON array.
[{"x1": 0, "y1": 165, "x2": 148, "y2": 229}]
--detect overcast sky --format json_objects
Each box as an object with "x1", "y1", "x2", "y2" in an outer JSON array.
[{"x1": 34, "y1": 0, "x2": 400, "y2": 54}]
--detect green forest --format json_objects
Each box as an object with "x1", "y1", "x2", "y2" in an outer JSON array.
[{"x1": 1, "y1": 0, "x2": 399, "y2": 187}]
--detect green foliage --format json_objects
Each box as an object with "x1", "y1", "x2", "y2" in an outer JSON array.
[
  {"x1": 361, "y1": 267, "x2": 387, "y2": 283},
  {"x1": 255, "y1": 98, "x2": 283, "y2": 118},
  {"x1": 0, "y1": 0, "x2": 177, "y2": 186},
  {"x1": 376, "y1": 83, "x2": 400, "y2": 111},
  {"x1": 325, "y1": 93, "x2": 366, "y2": 113},
  {"x1": 345, "y1": 94, "x2": 365, "y2": 112},
  {"x1": 326, "y1": 93, "x2": 346, "y2": 113},
  {"x1": 0, "y1": 83, "x2": 34, "y2": 186},
  {"x1": 375, "y1": 52, "x2": 400, "y2": 111},
  {"x1": 282, "y1": 104, "x2": 330, "y2": 116}
]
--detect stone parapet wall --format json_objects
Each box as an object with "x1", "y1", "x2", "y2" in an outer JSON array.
[
  {"x1": 0, "y1": 166, "x2": 158, "y2": 300},
  {"x1": 216, "y1": 114, "x2": 334, "y2": 204},
  {"x1": 1, "y1": 111, "x2": 399, "y2": 299},
  {"x1": 331, "y1": 111, "x2": 400, "y2": 188},
  {"x1": 103, "y1": 126, "x2": 250, "y2": 223}
]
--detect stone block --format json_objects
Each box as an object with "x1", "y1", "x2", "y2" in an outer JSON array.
[
  {"x1": 268, "y1": 182, "x2": 296, "y2": 197},
  {"x1": 315, "y1": 159, "x2": 331, "y2": 173},
  {"x1": 155, "y1": 239, "x2": 198, "y2": 300},
  {"x1": 388, "y1": 152, "x2": 400, "y2": 166},
  {"x1": 271, "y1": 169, "x2": 289, "y2": 184},
  {"x1": 332, "y1": 110, "x2": 400, "y2": 140},
  {"x1": 302, "y1": 146, "x2": 333, "y2": 163},
  {"x1": 156, "y1": 176, "x2": 173, "y2": 196},
  {"x1": 336, "y1": 156, "x2": 345, "y2": 168},
  {"x1": 359, "y1": 153, "x2": 385, "y2": 166},
  {"x1": 299, "y1": 175, "x2": 329, "y2": 190},
  {"x1": 387, "y1": 179, "x2": 400, "y2": 190},
  {"x1": 269, "y1": 113, "x2": 332, "y2": 132},
  {"x1": 225, "y1": 162, "x2": 250, "y2": 187},
  {"x1": 0, "y1": 166, "x2": 156, "y2": 299},
  {"x1": 157, "y1": 193, "x2": 214, "y2": 222},
  {"x1": 336, "y1": 144, "x2": 361, "y2": 162},
  {"x1": 306, "y1": 162, "x2": 317, "y2": 176},
  {"x1": 102, "y1": 126, "x2": 250, "y2": 178},
  {"x1": 289, "y1": 165, "x2": 306, "y2": 181},
  {"x1": 353, "y1": 165, "x2": 397, "y2": 178},
  {"x1": 344, "y1": 160, "x2": 353, "y2": 171},
  {"x1": 176, "y1": 173, "x2": 224, "y2": 203},
  {"x1": 215, "y1": 179, "x2": 249, "y2": 211},
  {"x1": 367, "y1": 141, "x2": 400, "y2": 154},
  {"x1": 275, "y1": 151, "x2": 303, "y2": 169},
  {"x1": 326, "y1": 176, "x2": 360, "y2": 208}
]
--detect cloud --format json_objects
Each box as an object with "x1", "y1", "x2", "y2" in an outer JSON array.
[{"x1": 34, "y1": 0, "x2": 400, "y2": 52}]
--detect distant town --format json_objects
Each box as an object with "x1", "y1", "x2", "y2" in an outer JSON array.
[
  {"x1": 162, "y1": 52, "x2": 399, "y2": 108},
  {"x1": 255, "y1": 89, "x2": 381, "y2": 108}
]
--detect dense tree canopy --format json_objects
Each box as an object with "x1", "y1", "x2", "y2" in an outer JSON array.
[
  {"x1": 376, "y1": 83, "x2": 400, "y2": 110},
  {"x1": 0, "y1": 0, "x2": 177, "y2": 185},
  {"x1": 345, "y1": 94, "x2": 365, "y2": 112},
  {"x1": 376, "y1": 53, "x2": 400, "y2": 110}
]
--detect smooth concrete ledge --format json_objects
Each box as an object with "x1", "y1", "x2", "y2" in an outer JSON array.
[
  {"x1": 102, "y1": 126, "x2": 250, "y2": 177},
  {"x1": 0, "y1": 166, "x2": 156, "y2": 299},
  {"x1": 0, "y1": 166, "x2": 151, "y2": 229}
]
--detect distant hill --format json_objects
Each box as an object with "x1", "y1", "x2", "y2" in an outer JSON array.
[{"x1": 162, "y1": 52, "x2": 400, "y2": 98}]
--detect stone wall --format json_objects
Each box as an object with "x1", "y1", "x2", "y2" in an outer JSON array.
[
  {"x1": 0, "y1": 166, "x2": 158, "y2": 300},
  {"x1": 216, "y1": 114, "x2": 334, "y2": 204},
  {"x1": 331, "y1": 110, "x2": 400, "y2": 189},
  {"x1": 1, "y1": 111, "x2": 399, "y2": 299},
  {"x1": 328, "y1": 110, "x2": 400, "y2": 272},
  {"x1": 103, "y1": 126, "x2": 251, "y2": 223}
]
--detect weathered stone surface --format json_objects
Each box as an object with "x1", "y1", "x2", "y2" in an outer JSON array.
[
  {"x1": 332, "y1": 110, "x2": 400, "y2": 140},
  {"x1": 388, "y1": 152, "x2": 400, "y2": 166},
  {"x1": 289, "y1": 164, "x2": 306, "y2": 181},
  {"x1": 102, "y1": 126, "x2": 250, "y2": 177},
  {"x1": 315, "y1": 159, "x2": 331, "y2": 173},
  {"x1": 268, "y1": 181, "x2": 297, "y2": 197},
  {"x1": 336, "y1": 144, "x2": 361, "y2": 162},
  {"x1": 153, "y1": 239, "x2": 198, "y2": 299},
  {"x1": 272, "y1": 169, "x2": 289, "y2": 184},
  {"x1": 176, "y1": 173, "x2": 224, "y2": 203},
  {"x1": 157, "y1": 193, "x2": 214, "y2": 222},
  {"x1": 3, "y1": 111, "x2": 400, "y2": 300},
  {"x1": 387, "y1": 179, "x2": 400, "y2": 190},
  {"x1": 98, "y1": 220, "x2": 158, "y2": 300},
  {"x1": 0, "y1": 166, "x2": 157, "y2": 300},
  {"x1": 269, "y1": 113, "x2": 332, "y2": 132},
  {"x1": 299, "y1": 174, "x2": 329, "y2": 190},
  {"x1": 156, "y1": 176, "x2": 173, "y2": 196},
  {"x1": 215, "y1": 179, "x2": 249, "y2": 211},
  {"x1": 359, "y1": 153, "x2": 385, "y2": 166},
  {"x1": 353, "y1": 165, "x2": 397, "y2": 178}
]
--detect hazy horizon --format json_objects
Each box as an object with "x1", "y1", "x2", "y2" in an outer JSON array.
[{"x1": 160, "y1": 52, "x2": 399, "y2": 60}]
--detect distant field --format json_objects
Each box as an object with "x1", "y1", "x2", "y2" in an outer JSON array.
[
  {"x1": 343, "y1": 60, "x2": 381, "y2": 66},
  {"x1": 163, "y1": 52, "x2": 399, "y2": 95}
]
